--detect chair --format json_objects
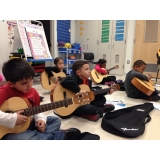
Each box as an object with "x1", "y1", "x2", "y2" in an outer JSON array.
[{"x1": 82, "y1": 52, "x2": 98, "y2": 69}]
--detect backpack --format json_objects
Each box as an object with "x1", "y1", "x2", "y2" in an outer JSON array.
[{"x1": 101, "y1": 103, "x2": 154, "y2": 138}]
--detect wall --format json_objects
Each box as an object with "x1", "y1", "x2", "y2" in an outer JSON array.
[
  {"x1": 124, "y1": 20, "x2": 136, "y2": 74},
  {"x1": 71, "y1": 20, "x2": 75, "y2": 43},
  {"x1": 0, "y1": 21, "x2": 12, "y2": 73},
  {"x1": 0, "y1": 20, "x2": 135, "y2": 75},
  {"x1": 133, "y1": 20, "x2": 160, "y2": 77},
  {"x1": 133, "y1": 20, "x2": 160, "y2": 63}
]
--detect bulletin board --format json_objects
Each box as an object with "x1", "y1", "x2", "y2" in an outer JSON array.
[{"x1": 144, "y1": 20, "x2": 159, "y2": 42}]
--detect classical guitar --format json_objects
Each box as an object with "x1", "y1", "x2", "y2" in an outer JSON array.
[
  {"x1": 50, "y1": 84, "x2": 120, "y2": 117},
  {"x1": 0, "y1": 93, "x2": 92, "y2": 139},
  {"x1": 131, "y1": 77, "x2": 155, "y2": 96},
  {"x1": 40, "y1": 71, "x2": 66, "y2": 90},
  {"x1": 90, "y1": 65, "x2": 119, "y2": 84}
]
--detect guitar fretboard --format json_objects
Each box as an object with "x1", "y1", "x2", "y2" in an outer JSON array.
[
  {"x1": 108, "y1": 67, "x2": 116, "y2": 72},
  {"x1": 22, "y1": 98, "x2": 73, "y2": 117}
]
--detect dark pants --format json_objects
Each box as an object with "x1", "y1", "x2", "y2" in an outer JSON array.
[
  {"x1": 134, "y1": 89, "x2": 160, "y2": 101},
  {"x1": 73, "y1": 95, "x2": 106, "y2": 117},
  {"x1": 100, "y1": 76, "x2": 116, "y2": 84},
  {"x1": 1, "y1": 116, "x2": 66, "y2": 140}
]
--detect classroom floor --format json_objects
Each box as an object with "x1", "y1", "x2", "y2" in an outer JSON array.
[{"x1": 33, "y1": 75, "x2": 160, "y2": 140}]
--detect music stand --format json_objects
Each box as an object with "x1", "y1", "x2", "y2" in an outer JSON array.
[{"x1": 155, "y1": 50, "x2": 160, "y2": 86}]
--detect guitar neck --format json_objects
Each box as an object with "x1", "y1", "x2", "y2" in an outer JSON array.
[
  {"x1": 108, "y1": 67, "x2": 115, "y2": 72},
  {"x1": 93, "y1": 88, "x2": 111, "y2": 95},
  {"x1": 21, "y1": 98, "x2": 73, "y2": 117}
]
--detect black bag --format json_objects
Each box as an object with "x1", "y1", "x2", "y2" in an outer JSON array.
[
  {"x1": 101, "y1": 103, "x2": 154, "y2": 138},
  {"x1": 71, "y1": 132, "x2": 100, "y2": 140}
]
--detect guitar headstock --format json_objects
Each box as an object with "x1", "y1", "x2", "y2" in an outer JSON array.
[
  {"x1": 73, "y1": 91, "x2": 95, "y2": 105},
  {"x1": 114, "y1": 65, "x2": 119, "y2": 69}
]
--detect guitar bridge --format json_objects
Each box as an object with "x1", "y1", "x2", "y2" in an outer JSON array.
[{"x1": 63, "y1": 91, "x2": 68, "y2": 107}]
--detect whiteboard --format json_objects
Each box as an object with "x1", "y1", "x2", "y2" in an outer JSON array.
[{"x1": 13, "y1": 27, "x2": 23, "y2": 53}]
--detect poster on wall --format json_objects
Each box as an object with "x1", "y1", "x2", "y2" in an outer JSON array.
[
  {"x1": 79, "y1": 20, "x2": 84, "y2": 36},
  {"x1": 7, "y1": 20, "x2": 17, "y2": 46}
]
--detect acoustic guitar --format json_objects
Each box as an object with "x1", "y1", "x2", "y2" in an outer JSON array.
[
  {"x1": 40, "y1": 71, "x2": 66, "y2": 90},
  {"x1": 0, "y1": 92, "x2": 92, "y2": 139},
  {"x1": 90, "y1": 65, "x2": 119, "y2": 84},
  {"x1": 50, "y1": 84, "x2": 120, "y2": 117},
  {"x1": 131, "y1": 77, "x2": 155, "y2": 96}
]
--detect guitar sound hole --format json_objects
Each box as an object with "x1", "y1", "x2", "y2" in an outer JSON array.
[{"x1": 95, "y1": 72, "x2": 99, "y2": 79}]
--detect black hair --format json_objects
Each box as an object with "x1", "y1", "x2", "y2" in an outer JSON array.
[
  {"x1": 2, "y1": 58, "x2": 35, "y2": 83},
  {"x1": 72, "y1": 60, "x2": 89, "y2": 74},
  {"x1": 54, "y1": 57, "x2": 64, "y2": 65},
  {"x1": 97, "y1": 59, "x2": 107, "y2": 65},
  {"x1": 133, "y1": 60, "x2": 146, "y2": 68}
]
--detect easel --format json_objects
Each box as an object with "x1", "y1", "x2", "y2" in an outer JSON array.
[
  {"x1": 13, "y1": 20, "x2": 54, "y2": 62},
  {"x1": 155, "y1": 49, "x2": 160, "y2": 86}
]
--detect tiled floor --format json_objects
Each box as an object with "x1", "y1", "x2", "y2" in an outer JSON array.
[{"x1": 33, "y1": 75, "x2": 160, "y2": 140}]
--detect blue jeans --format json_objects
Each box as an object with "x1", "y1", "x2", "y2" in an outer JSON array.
[{"x1": 1, "y1": 116, "x2": 66, "y2": 140}]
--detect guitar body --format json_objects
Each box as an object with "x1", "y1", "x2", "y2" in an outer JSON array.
[
  {"x1": 50, "y1": 84, "x2": 91, "y2": 116},
  {"x1": 0, "y1": 97, "x2": 31, "y2": 139},
  {"x1": 90, "y1": 65, "x2": 119, "y2": 84},
  {"x1": 131, "y1": 77, "x2": 155, "y2": 96},
  {"x1": 40, "y1": 71, "x2": 66, "y2": 90},
  {"x1": 90, "y1": 69, "x2": 108, "y2": 84}
]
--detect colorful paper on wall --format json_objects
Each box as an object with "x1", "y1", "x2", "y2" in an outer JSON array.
[
  {"x1": 115, "y1": 20, "x2": 125, "y2": 41},
  {"x1": 79, "y1": 21, "x2": 84, "y2": 36},
  {"x1": 101, "y1": 20, "x2": 110, "y2": 43}
]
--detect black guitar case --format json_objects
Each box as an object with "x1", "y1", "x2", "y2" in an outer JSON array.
[{"x1": 101, "y1": 103, "x2": 154, "y2": 138}]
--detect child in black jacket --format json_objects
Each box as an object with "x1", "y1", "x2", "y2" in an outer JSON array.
[
  {"x1": 60, "y1": 60, "x2": 115, "y2": 122},
  {"x1": 45, "y1": 57, "x2": 67, "y2": 84}
]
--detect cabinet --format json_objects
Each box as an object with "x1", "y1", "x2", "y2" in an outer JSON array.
[
  {"x1": 58, "y1": 48, "x2": 82, "y2": 74},
  {"x1": 75, "y1": 20, "x2": 127, "y2": 75},
  {"x1": 75, "y1": 20, "x2": 99, "y2": 61},
  {"x1": 9, "y1": 52, "x2": 45, "y2": 75}
]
